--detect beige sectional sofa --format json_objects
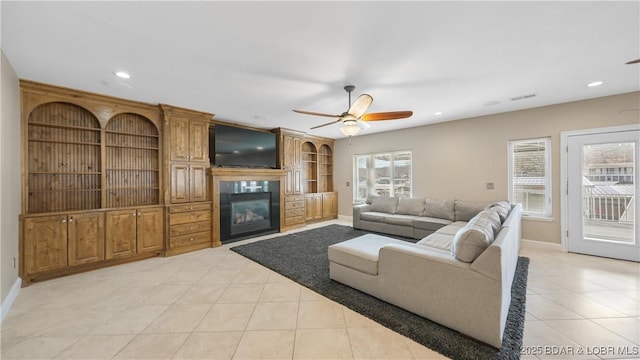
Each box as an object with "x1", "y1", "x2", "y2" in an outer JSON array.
[
  {"x1": 353, "y1": 196, "x2": 491, "y2": 239},
  {"x1": 331, "y1": 198, "x2": 521, "y2": 348}
]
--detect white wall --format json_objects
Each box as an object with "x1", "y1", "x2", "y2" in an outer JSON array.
[
  {"x1": 1, "y1": 49, "x2": 22, "y2": 319},
  {"x1": 334, "y1": 92, "x2": 640, "y2": 244}
]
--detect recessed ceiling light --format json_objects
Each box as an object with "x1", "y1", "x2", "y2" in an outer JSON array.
[
  {"x1": 434, "y1": 112, "x2": 443, "y2": 116},
  {"x1": 114, "y1": 71, "x2": 131, "y2": 79},
  {"x1": 587, "y1": 81, "x2": 603, "y2": 87}
]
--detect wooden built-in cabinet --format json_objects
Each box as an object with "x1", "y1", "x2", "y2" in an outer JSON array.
[
  {"x1": 161, "y1": 105, "x2": 213, "y2": 205},
  {"x1": 20, "y1": 81, "x2": 164, "y2": 285},
  {"x1": 161, "y1": 105, "x2": 215, "y2": 254},
  {"x1": 276, "y1": 129, "x2": 337, "y2": 229},
  {"x1": 19, "y1": 83, "x2": 337, "y2": 285},
  {"x1": 166, "y1": 202, "x2": 213, "y2": 256},
  {"x1": 105, "y1": 207, "x2": 163, "y2": 259}
]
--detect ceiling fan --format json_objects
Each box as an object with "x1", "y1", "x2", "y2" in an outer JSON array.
[{"x1": 293, "y1": 85, "x2": 413, "y2": 136}]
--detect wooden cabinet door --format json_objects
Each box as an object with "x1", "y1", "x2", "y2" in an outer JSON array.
[
  {"x1": 137, "y1": 207, "x2": 163, "y2": 253},
  {"x1": 68, "y1": 212, "x2": 104, "y2": 266},
  {"x1": 170, "y1": 116, "x2": 190, "y2": 161},
  {"x1": 24, "y1": 215, "x2": 68, "y2": 274},
  {"x1": 171, "y1": 163, "x2": 190, "y2": 203},
  {"x1": 105, "y1": 210, "x2": 137, "y2": 259},
  {"x1": 190, "y1": 120, "x2": 209, "y2": 162},
  {"x1": 283, "y1": 135, "x2": 296, "y2": 166},
  {"x1": 190, "y1": 164, "x2": 208, "y2": 202},
  {"x1": 284, "y1": 166, "x2": 302, "y2": 195},
  {"x1": 322, "y1": 192, "x2": 337, "y2": 219},
  {"x1": 304, "y1": 194, "x2": 323, "y2": 221}
]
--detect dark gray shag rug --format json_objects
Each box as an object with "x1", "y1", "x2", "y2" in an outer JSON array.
[{"x1": 231, "y1": 224, "x2": 529, "y2": 360}]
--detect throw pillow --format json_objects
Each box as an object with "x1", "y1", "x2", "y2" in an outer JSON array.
[
  {"x1": 423, "y1": 198, "x2": 455, "y2": 220},
  {"x1": 396, "y1": 197, "x2": 426, "y2": 216},
  {"x1": 370, "y1": 196, "x2": 399, "y2": 214}
]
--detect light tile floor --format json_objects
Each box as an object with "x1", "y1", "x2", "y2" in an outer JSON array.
[{"x1": 1, "y1": 220, "x2": 638, "y2": 359}]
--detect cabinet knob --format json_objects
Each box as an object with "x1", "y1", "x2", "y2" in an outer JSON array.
[
  {"x1": 62, "y1": 219, "x2": 66, "y2": 223},
  {"x1": 190, "y1": 227, "x2": 194, "y2": 230},
  {"x1": 69, "y1": 217, "x2": 73, "y2": 222},
  {"x1": 189, "y1": 207, "x2": 193, "y2": 210},
  {"x1": 137, "y1": 213, "x2": 141, "y2": 216},
  {"x1": 190, "y1": 238, "x2": 194, "y2": 241},
  {"x1": 190, "y1": 216, "x2": 194, "y2": 219},
  {"x1": 133, "y1": 213, "x2": 137, "y2": 216}
]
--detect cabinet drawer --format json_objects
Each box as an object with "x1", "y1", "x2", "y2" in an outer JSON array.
[
  {"x1": 170, "y1": 210, "x2": 211, "y2": 225},
  {"x1": 285, "y1": 208, "x2": 304, "y2": 217},
  {"x1": 286, "y1": 195, "x2": 304, "y2": 202},
  {"x1": 285, "y1": 201, "x2": 304, "y2": 210},
  {"x1": 169, "y1": 203, "x2": 211, "y2": 213},
  {"x1": 170, "y1": 231, "x2": 211, "y2": 248},
  {"x1": 285, "y1": 216, "x2": 305, "y2": 226},
  {"x1": 170, "y1": 221, "x2": 211, "y2": 236}
]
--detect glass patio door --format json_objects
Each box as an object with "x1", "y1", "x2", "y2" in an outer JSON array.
[{"x1": 567, "y1": 129, "x2": 639, "y2": 262}]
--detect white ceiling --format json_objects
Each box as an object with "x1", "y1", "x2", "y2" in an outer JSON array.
[{"x1": 2, "y1": 1, "x2": 639, "y2": 139}]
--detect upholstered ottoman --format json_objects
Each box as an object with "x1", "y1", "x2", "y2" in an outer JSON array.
[{"x1": 328, "y1": 234, "x2": 409, "y2": 276}]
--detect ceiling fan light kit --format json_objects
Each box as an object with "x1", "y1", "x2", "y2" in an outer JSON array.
[
  {"x1": 340, "y1": 119, "x2": 360, "y2": 136},
  {"x1": 293, "y1": 84, "x2": 413, "y2": 137}
]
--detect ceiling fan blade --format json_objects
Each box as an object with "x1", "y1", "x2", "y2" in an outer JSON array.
[
  {"x1": 348, "y1": 94, "x2": 373, "y2": 118},
  {"x1": 362, "y1": 111, "x2": 413, "y2": 121},
  {"x1": 310, "y1": 119, "x2": 342, "y2": 129},
  {"x1": 293, "y1": 110, "x2": 340, "y2": 118},
  {"x1": 626, "y1": 59, "x2": 640, "y2": 64}
]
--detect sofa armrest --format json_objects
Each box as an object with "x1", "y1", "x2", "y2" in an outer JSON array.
[
  {"x1": 353, "y1": 203, "x2": 372, "y2": 229},
  {"x1": 380, "y1": 244, "x2": 469, "y2": 270}
]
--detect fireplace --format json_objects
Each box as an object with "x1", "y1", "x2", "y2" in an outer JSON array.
[{"x1": 219, "y1": 180, "x2": 280, "y2": 243}]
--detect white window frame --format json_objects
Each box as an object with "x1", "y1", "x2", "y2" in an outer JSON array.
[
  {"x1": 508, "y1": 137, "x2": 552, "y2": 219},
  {"x1": 353, "y1": 150, "x2": 412, "y2": 203}
]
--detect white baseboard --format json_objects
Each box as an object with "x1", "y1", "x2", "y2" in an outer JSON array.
[
  {"x1": 521, "y1": 238, "x2": 564, "y2": 251},
  {"x1": 1, "y1": 277, "x2": 21, "y2": 324}
]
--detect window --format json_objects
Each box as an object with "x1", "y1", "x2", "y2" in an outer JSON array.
[
  {"x1": 509, "y1": 137, "x2": 552, "y2": 217},
  {"x1": 354, "y1": 150, "x2": 412, "y2": 202}
]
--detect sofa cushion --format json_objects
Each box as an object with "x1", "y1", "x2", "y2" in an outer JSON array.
[
  {"x1": 396, "y1": 197, "x2": 425, "y2": 216},
  {"x1": 423, "y1": 198, "x2": 455, "y2": 221},
  {"x1": 451, "y1": 216, "x2": 495, "y2": 263},
  {"x1": 454, "y1": 200, "x2": 490, "y2": 221},
  {"x1": 435, "y1": 222, "x2": 467, "y2": 236},
  {"x1": 417, "y1": 233, "x2": 453, "y2": 251},
  {"x1": 360, "y1": 212, "x2": 387, "y2": 222},
  {"x1": 370, "y1": 196, "x2": 399, "y2": 214},
  {"x1": 365, "y1": 194, "x2": 378, "y2": 204},
  {"x1": 413, "y1": 216, "x2": 452, "y2": 231},
  {"x1": 384, "y1": 214, "x2": 420, "y2": 227},
  {"x1": 472, "y1": 209, "x2": 502, "y2": 234},
  {"x1": 486, "y1": 200, "x2": 511, "y2": 222}
]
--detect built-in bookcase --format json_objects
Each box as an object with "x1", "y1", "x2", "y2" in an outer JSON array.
[
  {"x1": 27, "y1": 102, "x2": 102, "y2": 213},
  {"x1": 301, "y1": 141, "x2": 318, "y2": 194},
  {"x1": 105, "y1": 113, "x2": 160, "y2": 208}
]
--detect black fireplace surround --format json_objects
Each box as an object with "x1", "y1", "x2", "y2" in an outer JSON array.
[{"x1": 219, "y1": 180, "x2": 280, "y2": 243}]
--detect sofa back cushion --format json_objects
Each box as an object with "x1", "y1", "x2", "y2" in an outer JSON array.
[
  {"x1": 451, "y1": 209, "x2": 497, "y2": 262},
  {"x1": 423, "y1": 198, "x2": 455, "y2": 221},
  {"x1": 454, "y1": 200, "x2": 490, "y2": 221},
  {"x1": 396, "y1": 197, "x2": 425, "y2": 216},
  {"x1": 485, "y1": 200, "x2": 511, "y2": 222},
  {"x1": 370, "y1": 196, "x2": 399, "y2": 214}
]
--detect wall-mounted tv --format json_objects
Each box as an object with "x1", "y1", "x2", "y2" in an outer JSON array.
[{"x1": 210, "y1": 124, "x2": 277, "y2": 168}]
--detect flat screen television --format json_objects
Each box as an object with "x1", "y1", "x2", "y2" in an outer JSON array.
[{"x1": 210, "y1": 124, "x2": 277, "y2": 168}]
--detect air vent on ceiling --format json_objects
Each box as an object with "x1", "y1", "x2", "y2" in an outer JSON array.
[{"x1": 510, "y1": 93, "x2": 536, "y2": 101}]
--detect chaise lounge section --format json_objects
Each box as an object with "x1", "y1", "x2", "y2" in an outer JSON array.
[{"x1": 331, "y1": 199, "x2": 521, "y2": 348}]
